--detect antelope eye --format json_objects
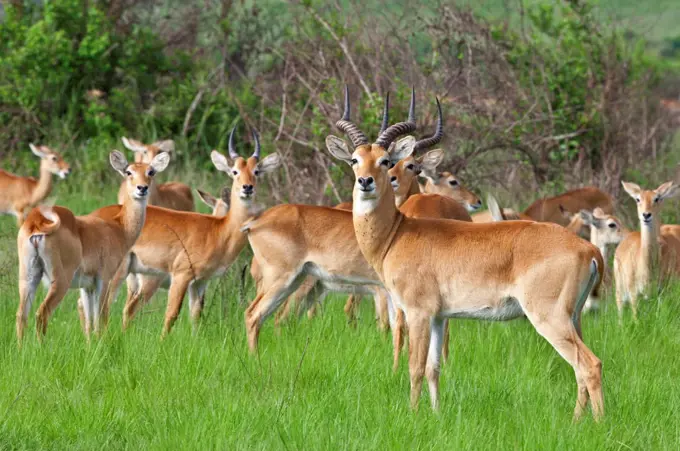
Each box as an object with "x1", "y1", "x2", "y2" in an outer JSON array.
[
  {"x1": 380, "y1": 159, "x2": 389, "y2": 167},
  {"x1": 635, "y1": 198, "x2": 640, "y2": 203},
  {"x1": 350, "y1": 158, "x2": 358, "y2": 166},
  {"x1": 253, "y1": 169, "x2": 260, "y2": 176},
  {"x1": 51, "y1": 156, "x2": 58, "y2": 161},
  {"x1": 147, "y1": 169, "x2": 156, "y2": 177},
  {"x1": 406, "y1": 164, "x2": 415, "y2": 171},
  {"x1": 608, "y1": 222, "x2": 617, "y2": 229},
  {"x1": 653, "y1": 197, "x2": 660, "y2": 204},
  {"x1": 232, "y1": 170, "x2": 238, "y2": 176},
  {"x1": 125, "y1": 170, "x2": 132, "y2": 176},
  {"x1": 448, "y1": 179, "x2": 459, "y2": 187}
]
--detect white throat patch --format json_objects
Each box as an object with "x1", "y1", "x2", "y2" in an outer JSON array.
[{"x1": 353, "y1": 191, "x2": 379, "y2": 216}]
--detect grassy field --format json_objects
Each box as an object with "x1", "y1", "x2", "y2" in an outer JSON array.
[{"x1": 1, "y1": 187, "x2": 680, "y2": 449}]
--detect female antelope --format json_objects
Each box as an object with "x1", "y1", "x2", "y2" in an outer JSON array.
[
  {"x1": 614, "y1": 181, "x2": 680, "y2": 319},
  {"x1": 16, "y1": 151, "x2": 168, "y2": 341},
  {"x1": 1, "y1": 144, "x2": 70, "y2": 225}
]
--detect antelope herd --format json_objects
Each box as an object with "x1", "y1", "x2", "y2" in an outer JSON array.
[{"x1": 5, "y1": 85, "x2": 680, "y2": 422}]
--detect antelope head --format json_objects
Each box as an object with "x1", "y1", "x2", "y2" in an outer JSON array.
[
  {"x1": 210, "y1": 124, "x2": 281, "y2": 204},
  {"x1": 29, "y1": 144, "x2": 71, "y2": 179}
]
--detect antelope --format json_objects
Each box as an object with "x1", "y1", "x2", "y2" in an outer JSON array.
[
  {"x1": 330, "y1": 145, "x2": 477, "y2": 333},
  {"x1": 76, "y1": 138, "x2": 196, "y2": 325},
  {"x1": 358, "y1": 98, "x2": 472, "y2": 369},
  {"x1": 613, "y1": 181, "x2": 680, "y2": 320},
  {"x1": 419, "y1": 171, "x2": 482, "y2": 212},
  {"x1": 105, "y1": 126, "x2": 281, "y2": 337},
  {"x1": 196, "y1": 187, "x2": 230, "y2": 216},
  {"x1": 117, "y1": 137, "x2": 194, "y2": 212},
  {"x1": 523, "y1": 187, "x2": 614, "y2": 230},
  {"x1": 16, "y1": 150, "x2": 169, "y2": 342},
  {"x1": 324, "y1": 99, "x2": 478, "y2": 333},
  {"x1": 1, "y1": 144, "x2": 71, "y2": 225},
  {"x1": 326, "y1": 88, "x2": 604, "y2": 420},
  {"x1": 77, "y1": 187, "x2": 232, "y2": 332},
  {"x1": 580, "y1": 208, "x2": 627, "y2": 311},
  {"x1": 471, "y1": 208, "x2": 532, "y2": 222}
]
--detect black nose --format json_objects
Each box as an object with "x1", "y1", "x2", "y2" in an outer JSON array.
[
  {"x1": 243, "y1": 184, "x2": 254, "y2": 193},
  {"x1": 358, "y1": 177, "x2": 374, "y2": 188},
  {"x1": 643, "y1": 212, "x2": 652, "y2": 220},
  {"x1": 137, "y1": 185, "x2": 148, "y2": 194},
  {"x1": 390, "y1": 176, "x2": 397, "y2": 182}
]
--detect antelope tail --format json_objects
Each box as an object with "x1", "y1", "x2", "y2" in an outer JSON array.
[{"x1": 35, "y1": 206, "x2": 61, "y2": 236}]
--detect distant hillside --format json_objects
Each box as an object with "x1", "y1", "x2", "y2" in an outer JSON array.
[{"x1": 457, "y1": 0, "x2": 679, "y2": 56}]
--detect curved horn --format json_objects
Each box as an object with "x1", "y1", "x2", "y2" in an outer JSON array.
[
  {"x1": 414, "y1": 97, "x2": 443, "y2": 152},
  {"x1": 379, "y1": 93, "x2": 390, "y2": 134},
  {"x1": 251, "y1": 127, "x2": 261, "y2": 159},
  {"x1": 374, "y1": 86, "x2": 416, "y2": 149},
  {"x1": 228, "y1": 125, "x2": 239, "y2": 160},
  {"x1": 335, "y1": 85, "x2": 369, "y2": 148}
]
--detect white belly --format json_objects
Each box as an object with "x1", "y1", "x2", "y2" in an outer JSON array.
[
  {"x1": 305, "y1": 262, "x2": 380, "y2": 289},
  {"x1": 442, "y1": 297, "x2": 524, "y2": 321},
  {"x1": 129, "y1": 255, "x2": 166, "y2": 277}
]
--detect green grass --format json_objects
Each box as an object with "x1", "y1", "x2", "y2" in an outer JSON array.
[{"x1": 2, "y1": 190, "x2": 680, "y2": 449}]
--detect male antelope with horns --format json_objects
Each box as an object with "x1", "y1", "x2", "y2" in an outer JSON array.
[
  {"x1": 325, "y1": 87, "x2": 605, "y2": 420},
  {"x1": 243, "y1": 92, "x2": 471, "y2": 369}
]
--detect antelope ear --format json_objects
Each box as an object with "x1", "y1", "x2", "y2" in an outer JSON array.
[
  {"x1": 211, "y1": 150, "x2": 232, "y2": 174},
  {"x1": 622, "y1": 181, "x2": 642, "y2": 198},
  {"x1": 486, "y1": 194, "x2": 505, "y2": 222},
  {"x1": 29, "y1": 143, "x2": 46, "y2": 158},
  {"x1": 121, "y1": 137, "x2": 147, "y2": 153},
  {"x1": 579, "y1": 210, "x2": 595, "y2": 226},
  {"x1": 220, "y1": 187, "x2": 231, "y2": 203},
  {"x1": 325, "y1": 135, "x2": 353, "y2": 163},
  {"x1": 655, "y1": 181, "x2": 680, "y2": 201},
  {"x1": 389, "y1": 136, "x2": 416, "y2": 162},
  {"x1": 558, "y1": 204, "x2": 572, "y2": 218},
  {"x1": 149, "y1": 152, "x2": 170, "y2": 173},
  {"x1": 109, "y1": 150, "x2": 129, "y2": 176},
  {"x1": 417, "y1": 149, "x2": 444, "y2": 173},
  {"x1": 154, "y1": 140, "x2": 175, "y2": 155},
  {"x1": 256, "y1": 153, "x2": 281, "y2": 174},
  {"x1": 196, "y1": 189, "x2": 217, "y2": 209}
]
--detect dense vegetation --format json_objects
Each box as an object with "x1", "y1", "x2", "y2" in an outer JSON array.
[{"x1": 2, "y1": 0, "x2": 680, "y2": 208}]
